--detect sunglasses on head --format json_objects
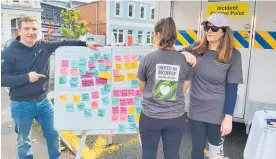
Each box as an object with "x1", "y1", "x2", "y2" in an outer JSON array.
[{"x1": 203, "y1": 25, "x2": 226, "y2": 32}]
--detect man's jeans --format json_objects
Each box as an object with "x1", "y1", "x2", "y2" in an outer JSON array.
[{"x1": 10, "y1": 97, "x2": 60, "y2": 159}]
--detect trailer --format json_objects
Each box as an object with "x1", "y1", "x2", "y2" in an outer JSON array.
[{"x1": 155, "y1": 0, "x2": 276, "y2": 133}]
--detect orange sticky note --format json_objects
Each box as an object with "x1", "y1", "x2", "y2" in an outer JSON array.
[
  {"x1": 114, "y1": 75, "x2": 125, "y2": 82},
  {"x1": 136, "y1": 114, "x2": 140, "y2": 122},
  {"x1": 72, "y1": 95, "x2": 81, "y2": 103},
  {"x1": 132, "y1": 62, "x2": 139, "y2": 69},
  {"x1": 128, "y1": 106, "x2": 136, "y2": 115},
  {"x1": 127, "y1": 73, "x2": 137, "y2": 80},
  {"x1": 116, "y1": 63, "x2": 123, "y2": 70},
  {"x1": 124, "y1": 63, "x2": 132, "y2": 69},
  {"x1": 104, "y1": 60, "x2": 112, "y2": 67},
  {"x1": 60, "y1": 94, "x2": 67, "y2": 101},
  {"x1": 99, "y1": 72, "x2": 111, "y2": 79},
  {"x1": 113, "y1": 69, "x2": 120, "y2": 76}
]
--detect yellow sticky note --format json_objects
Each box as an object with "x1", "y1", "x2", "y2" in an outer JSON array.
[
  {"x1": 114, "y1": 75, "x2": 125, "y2": 82},
  {"x1": 60, "y1": 94, "x2": 67, "y2": 101},
  {"x1": 124, "y1": 62, "x2": 132, "y2": 69},
  {"x1": 99, "y1": 72, "x2": 111, "y2": 79},
  {"x1": 136, "y1": 114, "x2": 140, "y2": 122},
  {"x1": 128, "y1": 106, "x2": 136, "y2": 115},
  {"x1": 132, "y1": 62, "x2": 139, "y2": 69},
  {"x1": 116, "y1": 63, "x2": 123, "y2": 70},
  {"x1": 127, "y1": 73, "x2": 137, "y2": 80},
  {"x1": 72, "y1": 95, "x2": 80, "y2": 103}
]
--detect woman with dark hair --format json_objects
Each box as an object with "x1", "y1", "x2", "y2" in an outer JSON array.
[
  {"x1": 180, "y1": 13, "x2": 243, "y2": 159},
  {"x1": 137, "y1": 17, "x2": 193, "y2": 159}
]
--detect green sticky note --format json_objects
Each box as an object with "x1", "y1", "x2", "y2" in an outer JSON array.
[
  {"x1": 118, "y1": 124, "x2": 126, "y2": 132},
  {"x1": 89, "y1": 55, "x2": 96, "y2": 62},
  {"x1": 112, "y1": 98, "x2": 119, "y2": 106},
  {"x1": 128, "y1": 115, "x2": 135, "y2": 123},
  {"x1": 103, "y1": 53, "x2": 111, "y2": 60},
  {"x1": 79, "y1": 68, "x2": 86, "y2": 76},
  {"x1": 77, "y1": 103, "x2": 85, "y2": 111},
  {"x1": 101, "y1": 87, "x2": 108, "y2": 96},
  {"x1": 71, "y1": 77, "x2": 79, "y2": 82},
  {"x1": 78, "y1": 61, "x2": 87, "y2": 68},
  {"x1": 70, "y1": 81, "x2": 78, "y2": 88},
  {"x1": 79, "y1": 56, "x2": 87, "y2": 61},
  {"x1": 104, "y1": 84, "x2": 111, "y2": 92},
  {"x1": 81, "y1": 93, "x2": 89, "y2": 101},
  {"x1": 136, "y1": 107, "x2": 142, "y2": 114},
  {"x1": 97, "y1": 109, "x2": 106, "y2": 117},
  {"x1": 66, "y1": 104, "x2": 74, "y2": 112},
  {"x1": 94, "y1": 52, "x2": 101, "y2": 60},
  {"x1": 59, "y1": 76, "x2": 66, "y2": 84},
  {"x1": 98, "y1": 63, "x2": 106, "y2": 72},
  {"x1": 90, "y1": 69, "x2": 98, "y2": 77},
  {"x1": 129, "y1": 123, "x2": 137, "y2": 132},
  {"x1": 134, "y1": 97, "x2": 141, "y2": 105},
  {"x1": 84, "y1": 109, "x2": 92, "y2": 117},
  {"x1": 101, "y1": 96, "x2": 110, "y2": 105},
  {"x1": 71, "y1": 60, "x2": 79, "y2": 68}
]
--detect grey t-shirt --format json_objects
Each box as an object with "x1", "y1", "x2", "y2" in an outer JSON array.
[
  {"x1": 137, "y1": 49, "x2": 193, "y2": 119},
  {"x1": 180, "y1": 46, "x2": 243, "y2": 124}
]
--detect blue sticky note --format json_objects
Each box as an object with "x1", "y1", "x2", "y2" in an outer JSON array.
[
  {"x1": 79, "y1": 56, "x2": 87, "y2": 62},
  {"x1": 89, "y1": 67, "x2": 97, "y2": 72},
  {"x1": 98, "y1": 63, "x2": 106, "y2": 71},
  {"x1": 118, "y1": 124, "x2": 126, "y2": 132},
  {"x1": 70, "y1": 81, "x2": 78, "y2": 88},
  {"x1": 100, "y1": 87, "x2": 109, "y2": 96},
  {"x1": 89, "y1": 55, "x2": 96, "y2": 62},
  {"x1": 59, "y1": 76, "x2": 66, "y2": 84},
  {"x1": 71, "y1": 77, "x2": 79, "y2": 82},
  {"x1": 90, "y1": 69, "x2": 99, "y2": 77},
  {"x1": 128, "y1": 115, "x2": 135, "y2": 123},
  {"x1": 131, "y1": 80, "x2": 138, "y2": 88},
  {"x1": 134, "y1": 97, "x2": 141, "y2": 105},
  {"x1": 136, "y1": 107, "x2": 142, "y2": 114},
  {"x1": 103, "y1": 53, "x2": 111, "y2": 60},
  {"x1": 81, "y1": 93, "x2": 89, "y2": 101},
  {"x1": 101, "y1": 96, "x2": 110, "y2": 105},
  {"x1": 138, "y1": 55, "x2": 144, "y2": 61},
  {"x1": 129, "y1": 123, "x2": 137, "y2": 130},
  {"x1": 66, "y1": 104, "x2": 74, "y2": 112},
  {"x1": 94, "y1": 52, "x2": 101, "y2": 60},
  {"x1": 112, "y1": 98, "x2": 119, "y2": 106},
  {"x1": 78, "y1": 60, "x2": 87, "y2": 68},
  {"x1": 77, "y1": 103, "x2": 85, "y2": 111},
  {"x1": 104, "y1": 84, "x2": 111, "y2": 92},
  {"x1": 97, "y1": 109, "x2": 106, "y2": 117},
  {"x1": 84, "y1": 109, "x2": 92, "y2": 118},
  {"x1": 79, "y1": 68, "x2": 86, "y2": 76},
  {"x1": 71, "y1": 60, "x2": 79, "y2": 68}
]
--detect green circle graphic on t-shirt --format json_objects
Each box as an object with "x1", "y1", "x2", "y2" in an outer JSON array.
[{"x1": 153, "y1": 80, "x2": 177, "y2": 100}]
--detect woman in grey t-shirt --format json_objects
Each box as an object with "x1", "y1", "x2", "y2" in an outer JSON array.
[
  {"x1": 137, "y1": 17, "x2": 193, "y2": 159},
  {"x1": 180, "y1": 13, "x2": 243, "y2": 159}
]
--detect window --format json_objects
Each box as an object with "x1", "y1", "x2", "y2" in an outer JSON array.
[
  {"x1": 113, "y1": 29, "x2": 124, "y2": 44},
  {"x1": 24, "y1": 0, "x2": 30, "y2": 3},
  {"x1": 13, "y1": 0, "x2": 19, "y2": 2},
  {"x1": 115, "y1": 2, "x2": 122, "y2": 16},
  {"x1": 140, "y1": 5, "x2": 146, "y2": 20},
  {"x1": 151, "y1": 8, "x2": 155, "y2": 20},
  {"x1": 128, "y1": 30, "x2": 133, "y2": 35},
  {"x1": 138, "y1": 31, "x2": 144, "y2": 44},
  {"x1": 146, "y1": 32, "x2": 154, "y2": 44},
  {"x1": 128, "y1": 3, "x2": 135, "y2": 18}
]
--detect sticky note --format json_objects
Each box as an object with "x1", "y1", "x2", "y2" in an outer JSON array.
[
  {"x1": 73, "y1": 95, "x2": 81, "y2": 103},
  {"x1": 103, "y1": 53, "x2": 111, "y2": 60},
  {"x1": 136, "y1": 107, "x2": 142, "y2": 114},
  {"x1": 99, "y1": 72, "x2": 111, "y2": 79},
  {"x1": 104, "y1": 84, "x2": 111, "y2": 92},
  {"x1": 120, "y1": 107, "x2": 128, "y2": 115},
  {"x1": 66, "y1": 104, "x2": 74, "y2": 112},
  {"x1": 81, "y1": 72, "x2": 92, "y2": 78},
  {"x1": 138, "y1": 55, "x2": 144, "y2": 61},
  {"x1": 128, "y1": 115, "x2": 135, "y2": 123},
  {"x1": 84, "y1": 109, "x2": 92, "y2": 117},
  {"x1": 71, "y1": 60, "x2": 79, "y2": 68},
  {"x1": 70, "y1": 81, "x2": 78, "y2": 88},
  {"x1": 79, "y1": 68, "x2": 86, "y2": 76},
  {"x1": 98, "y1": 56, "x2": 104, "y2": 62},
  {"x1": 81, "y1": 93, "x2": 89, "y2": 101},
  {"x1": 120, "y1": 89, "x2": 127, "y2": 97},
  {"x1": 127, "y1": 73, "x2": 137, "y2": 80},
  {"x1": 90, "y1": 69, "x2": 99, "y2": 77},
  {"x1": 131, "y1": 80, "x2": 138, "y2": 88},
  {"x1": 59, "y1": 76, "x2": 66, "y2": 84},
  {"x1": 120, "y1": 115, "x2": 127, "y2": 122},
  {"x1": 132, "y1": 55, "x2": 138, "y2": 61},
  {"x1": 89, "y1": 55, "x2": 96, "y2": 62},
  {"x1": 60, "y1": 94, "x2": 67, "y2": 101},
  {"x1": 127, "y1": 98, "x2": 134, "y2": 105},
  {"x1": 71, "y1": 77, "x2": 79, "y2": 82},
  {"x1": 94, "y1": 52, "x2": 101, "y2": 61},
  {"x1": 112, "y1": 90, "x2": 120, "y2": 97},
  {"x1": 135, "y1": 90, "x2": 143, "y2": 97},
  {"x1": 115, "y1": 55, "x2": 122, "y2": 62},
  {"x1": 112, "y1": 98, "x2": 119, "y2": 106},
  {"x1": 78, "y1": 61, "x2": 87, "y2": 68},
  {"x1": 91, "y1": 91, "x2": 99, "y2": 99},
  {"x1": 132, "y1": 62, "x2": 139, "y2": 69},
  {"x1": 120, "y1": 98, "x2": 127, "y2": 106},
  {"x1": 82, "y1": 79, "x2": 94, "y2": 87},
  {"x1": 124, "y1": 55, "x2": 131, "y2": 62},
  {"x1": 70, "y1": 68, "x2": 79, "y2": 76},
  {"x1": 104, "y1": 60, "x2": 112, "y2": 67},
  {"x1": 60, "y1": 68, "x2": 68, "y2": 75},
  {"x1": 77, "y1": 103, "x2": 85, "y2": 111},
  {"x1": 129, "y1": 123, "x2": 137, "y2": 131},
  {"x1": 136, "y1": 114, "x2": 140, "y2": 122},
  {"x1": 118, "y1": 124, "x2": 126, "y2": 132},
  {"x1": 112, "y1": 107, "x2": 119, "y2": 114},
  {"x1": 101, "y1": 96, "x2": 110, "y2": 105},
  {"x1": 101, "y1": 87, "x2": 109, "y2": 96},
  {"x1": 79, "y1": 56, "x2": 87, "y2": 61},
  {"x1": 115, "y1": 63, "x2": 123, "y2": 70},
  {"x1": 98, "y1": 109, "x2": 106, "y2": 117},
  {"x1": 96, "y1": 78, "x2": 107, "y2": 85},
  {"x1": 114, "y1": 75, "x2": 125, "y2": 82},
  {"x1": 88, "y1": 62, "x2": 96, "y2": 68},
  {"x1": 113, "y1": 69, "x2": 120, "y2": 76},
  {"x1": 98, "y1": 63, "x2": 106, "y2": 72},
  {"x1": 134, "y1": 97, "x2": 141, "y2": 105},
  {"x1": 91, "y1": 101, "x2": 99, "y2": 109},
  {"x1": 128, "y1": 106, "x2": 136, "y2": 115},
  {"x1": 124, "y1": 63, "x2": 132, "y2": 69},
  {"x1": 61, "y1": 60, "x2": 69, "y2": 67},
  {"x1": 127, "y1": 89, "x2": 135, "y2": 96},
  {"x1": 112, "y1": 114, "x2": 119, "y2": 122}
]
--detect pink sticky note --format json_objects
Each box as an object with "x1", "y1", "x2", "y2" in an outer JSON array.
[
  {"x1": 81, "y1": 72, "x2": 92, "y2": 78},
  {"x1": 115, "y1": 55, "x2": 122, "y2": 62},
  {"x1": 132, "y1": 55, "x2": 138, "y2": 61},
  {"x1": 91, "y1": 101, "x2": 99, "y2": 109},
  {"x1": 88, "y1": 62, "x2": 96, "y2": 68},
  {"x1": 120, "y1": 115, "x2": 127, "y2": 122},
  {"x1": 91, "y1": 91, "x2": 99, "y2": 99},
  {"x1": 98, "y1": 56, "x2": 104, "y2": 63},
  {"x1": 120, "y1": 98, "x2": 127, "y2": 106},
  {"x1": 70, "y1": 68, "x2": 79, "y2": 76},
  {"x1": 112, "y1": 114, "x2": 119, "y2": 122},
  {"x1": 127, "y1": 98, "x2": 134, "y2": 105},
  {"x1": 120, "y1": 89, "x2": 127, "y2": 97},
  {"x1": 120, "y1": 107, "x2": 128, "y2": 115},
  {"x1": 127, "y1": 89, "x2": 135, "y2": 96},
  {"x1": 113, "y1": 90, "x2": 120, "y2": 97},
  {"x1": 60, "y1": 68, "x2": 68, "y2": 75},
  {"x1": 112, "y1": 107, "x2": 119, "y2": 114},
  {"x1": 135, "y1": 90, "x2": 143, "y2": 97},
  {"x1": 82, "y1": 79, "x2": 94, "y2": 87},
  {"x1": 104, "y1": 60, "x2": 112, "y2": 67},
  {"x1": 124, "y1": 55, "x2": 131, "y2": 62},
  {"x1": 61, "y1": 60, "x2": 69, "y2": 67},
  {"x1": 96, "y1": 78, "x2": 107, "y2": 85},
  {"x1": 113, "y1": 69, "x2": 120, "y2": 76}
]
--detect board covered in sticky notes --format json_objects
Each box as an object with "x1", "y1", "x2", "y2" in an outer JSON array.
[{"x1": 54, "y1": 46, "x2": 155, "y2": 134}]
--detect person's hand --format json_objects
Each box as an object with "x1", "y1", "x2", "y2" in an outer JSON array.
[
  {"x1": 182, "y1": 51, "x2": 196, "y2": 67},
  {"x1": 86, "y1": 42, "x2": 102, "y2": 50},
  {"x1": 28, "y1": 72, "x2": 46, "y2": 83},
  {"x1": 221, "y1": 114, "x2": 233, "y2": 136}
]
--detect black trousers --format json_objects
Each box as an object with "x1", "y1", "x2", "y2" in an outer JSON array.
[{"x1": 139, "y1": 112, "x2": 185, "y2": 159}]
